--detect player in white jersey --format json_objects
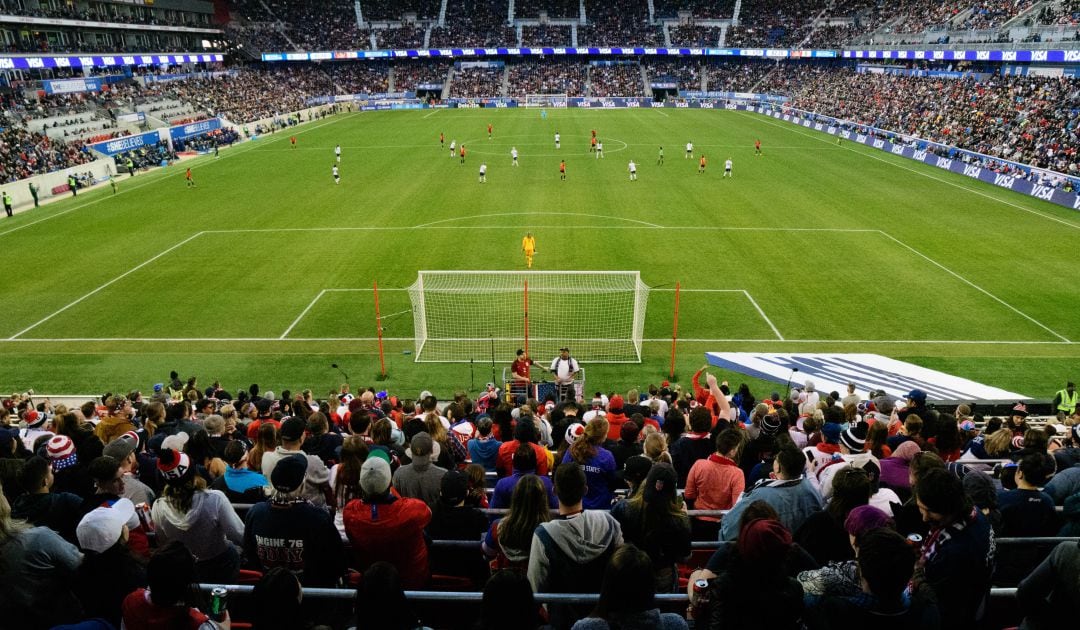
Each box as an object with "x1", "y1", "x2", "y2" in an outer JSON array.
[
  {"x1": 554, "y1": 132, "x2": 561, "y2": 149},
  {"x1": 595, "y1": 140, "x2": 604, "y2": 159},
  {"x1": 628, "y1": 160, "x2": 637, "y2": 181},
  {"x1": 332, "y1": 164, "x2": 340, "y2": 184},
  {"x1": 685, "y1": 141, "x2": 693, "y2": 158},
  {"x1": 511, "y1": 147, "x2": 519, "y2": 166},
  {"x1": 449, "y1": 140, "x2": 456, "y2": 157},
  {"x1": 335, "y1": 144, "x2": 341, "y2": 162},
  {"x1": 479, "y1": 162, "x2": 487, "y2": 183},
  {"x1": 724, "y1": 158, "x2": 733, "y2": 177}
]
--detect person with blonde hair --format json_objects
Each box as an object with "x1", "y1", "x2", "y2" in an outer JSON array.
[
  {"x1": 563, "y1": 416, "x2": 617, "y2": 509},
  {"x1": 644, "y1": 431, "x2": 672, "y2": 464}
]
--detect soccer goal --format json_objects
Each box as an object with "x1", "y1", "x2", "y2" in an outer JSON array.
[
  {"x1": 407, "y1": 271, "x2": 650, "y2": 363},
  {"x1": 523, "y1": 93, "x2": 569, "y2": 108}
]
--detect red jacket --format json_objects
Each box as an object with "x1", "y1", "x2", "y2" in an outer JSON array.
[
  {"x1": 343, "y1": 495, "x2": 431, "y2": 589},
  {"x1": 496, "y1": 440, "x2": 551, "y2": 477},
  {"x1": 121, "y1": 589, "x2": 210, "y2": 630},
  {"x1": 605, "y1": 411, "x2": 629, "y2": 440},
  {"x1": 246, "y1": 418, "x2": 280, "y2": 441}
]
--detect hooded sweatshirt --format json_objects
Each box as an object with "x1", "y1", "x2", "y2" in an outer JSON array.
[
  {"x1": 392, "y1": 453, "x2": 447, "y2": 509},
  {"x1": 150, "y1": 489, "x2": 244, "y2": 561}
]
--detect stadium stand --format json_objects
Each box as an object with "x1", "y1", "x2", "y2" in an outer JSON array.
[
  {"x1": 581, "y1": 0, "x2": 664, "y2": 46},
  {"x1": 430, "y1": 0, "x2": 515, "y2": 48},
  {"x1": 588, "y1": 63, "x2": 646, "y2": 97},
  {"x1": 507, "y1": 59, "x2": 588, "y2": 97}
]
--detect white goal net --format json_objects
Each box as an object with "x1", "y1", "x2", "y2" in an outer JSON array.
[
  {"x1": 407, "y1": 271, "x2": 650, "y2": 363},
  {"x1": 523, "y1": 93, "x2": 569, "y2": 107}
]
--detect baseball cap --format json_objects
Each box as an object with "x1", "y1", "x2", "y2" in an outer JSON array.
[
  {"x1": 360, "y1": 456, "x2": 392, "y2": 496},
  {"x1": 77, "y1": 498, "x2": 135, "y2": 553},
  {"x1": 103, "y1": 433, "x2": 137, "y2": 462},
  {"x1": 440, "y1": 470, "x2": 469, "y2": 506}
]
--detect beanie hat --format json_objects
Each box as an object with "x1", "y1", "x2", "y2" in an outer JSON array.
[
  {"x1": 279, "y1": 416, "x2": 306, "y2": 442},
  {"x1": 821, "y1": 422, "x2": 842, "y2": 444},
  {"x1": 24, "y1": 410, "x2": 47, "y2": 428},
  {"x1": 47, "y1": 435, "x2": 78, "y2": 470},
  {"x1": 840, "y1": 425, "x2": 867, "y2": 452},
  {"x1": 360, "y1": 456, "x2": 392, "y2": 497},
  {"x1": 843, "y1": 505, "x2": 893, "y2": 537},
  {"x1": 963, "y1": 471, "x2": 998, "y2": 510},
  {"x1": 618, "y1": 455, "x2": 653, "y2": 486},
  {"x1": 619, "y1": 420, "x2": 640, "y2": 443},
  {"x1": 565, "y1": 423, "x2": 586, "y2": 444},
  {"x1": 761, "y1": 414, "x2": 782, "y2": 436},
  {"x1": 157, "y1": 448, "x2": 191, "y2": 483},
  {"x1": 160, "y1": 431, "x2": 189, "y2": 453},
  {"x1": 1011, "y1": 402, "x2": 1028, "y2": 417},
  {"x1": 407, "y1": 431, "x2": 434, "y2": 458},
  {"x1": 737, "y1": 518, "x2": 792, "y2": 566},
  {"x1": 608, "y1": 395, "x2": 624, "y2": 412},
  {"x1": 270, "y1": 454, "x2": 308, "y2": 493}
]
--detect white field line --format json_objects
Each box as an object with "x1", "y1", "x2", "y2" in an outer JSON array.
[
  {"x1": 874, "y1": 230, "x2": 1070, "y2": 342},
  {"x1": 422, "y1": 109, "x2": 440, "y2": 118},
  {"x1": 8, "y1": 231, "x2": 207, "y2": 339},
  {"x1": 736, "y1": 111, "x2": 1080, "y2": 232},
  {"x1": 0, "y1": 112, "x2": 361, "y2": 240},
  {"x1": 654, "y1": 109, "x2": 670, "y2": 118},
  {"x1": 742, "y1": 290, "x2": 784, "y2": 340},
  {"x1": 3, "y1": 337, "x2": 1073, "y2": 345},
  {"x1": 279, "y1": 290, "x2": 327, "y2": 339},
  {"x1": 412, "y1": 212, "x2": 662, "y2": 228}
]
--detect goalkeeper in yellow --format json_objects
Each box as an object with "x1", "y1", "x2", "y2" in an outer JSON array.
[{"x1": 522, "y1": 232, "x2": 537, "y2": 268}]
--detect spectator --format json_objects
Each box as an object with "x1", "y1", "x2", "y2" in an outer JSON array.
[
  {"x1": 103, "y1": 432, "x2": 156, "y2": 506},
  {"x1": 329, "y1": 435, "x2": 368, "y2": 536},
  {"x1": 912, "y1": 468, "x2": 995, "y2": 630},
  {"x1": 497, "y1": 418, "x2": 553, "y2": 478},
  {"x1": 879, "y1": 440, "x2": 923, "y2": 498},
  {"x1": 610, "y1": 462, "x2": 691, "y2": 592},
  {"x1": 605, "y1": 419, "x2": 642, "y2": 470},
  {"x1": 795, "y1": 466, "x2": 872, "y2": 565},
  {"x1": 684, "y1": 428, "x2": 745, "y2": 539},
  {"x1": 209, "y1": 441, "x2": 269, "y2": 503},
  {"x1": 259, "y1": 417, "x2": 333, "y2": 510},
  {"x1": 348, "y1": 561, "x2": 430, "y2": 630},
  {"x1": 0, "y1": 482, "x2": 84, "y2": 629},
  {"x1": 1017, "y1": 539, "x2": 1080, "y2": 630},
  {"x1": 150, "y1": 448, "x2": 244, "y2": 583},
  {"x1": 562, "y1": 417, "x2": 617, "y2": 510},
  {"x1": 478, "y1": 569, "x2": 544, "y2": 630},
  {"x1": 75, "y1": 498, "x2": 147, "y2": 627},
  {"x1": 572, "y1": 543, "x2": 689, "y2": 629},
  {"x1": 796, "y1": 504, "x2": 894, "y2": 604},
  {"x1": 95, "y1": 395, "x2": 136, "y2": 445},
  {"x1": 251, "y1": 567, "x2": 310, "y2": 630},
  {"x1": 243, "y1": 454, "x2": 345, "y2": 586},
  {"x1": 484, "y1": 473, "x2": 552, "y2": 572},
  {"x1": 426, "y1": 469, "x2": 489, "y2": 586},
  {"x1": 669, "y1": 406, "x2": 715, "y2": 486},
  {"x1": 394, "y1": 431, "x2": 448, "y2": 509},
  {"x1": 302, "y1": 411, "x2": 342, "y2": 467},
  {"x1": 720, "y1": 445, "x2": 823, "y2": 540},
  {"x1": 248, "y1": 422, "x2": 278, "y2": 473},
  {"x1": 998, "y1": 451, "x2": 1058, "y2": 537},
  {"x1": 343, "y1": 456, "x2": 432, "y2": 589},
  {"x1": 468, "y1": 416, "x2": 501, "y2": 472},
  {"x1": 10, "y1": 454, "x2": 83, "y2": 543},
  {"x1": 528, "y1": 462, "x2": 623, "y2": 629},
  {"x1": 47, "y1": 433, "x2": 95, "y2": 498},
  {"x1": 121, "y1": 541, "x2": 229, "y2": 630}
]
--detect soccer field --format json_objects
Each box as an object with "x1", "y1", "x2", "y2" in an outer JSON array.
[{"x1": 1, "y1": 108, "x2": 1077, "y2": 396}]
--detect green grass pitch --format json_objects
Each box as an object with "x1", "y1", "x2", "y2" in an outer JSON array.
[{"x1": 1, "y1": 107, "x2": 1077, "y2": 398}]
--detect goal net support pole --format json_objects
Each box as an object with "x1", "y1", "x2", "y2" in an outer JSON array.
[{"x1": 407, "y1": 271, "x2": 650, "y2": 363}]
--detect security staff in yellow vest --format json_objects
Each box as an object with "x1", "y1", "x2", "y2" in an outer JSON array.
[{"x1": 1054, "y1": 382, "x2": 1078, "y2": 416}]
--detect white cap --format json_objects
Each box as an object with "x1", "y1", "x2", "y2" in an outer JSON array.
[
  {"x1": 77, "y1": 498, "x2": 135, "y2": 553},
  {"x1": 161, "y1": 431, "x2": 189, "y2": 452}
]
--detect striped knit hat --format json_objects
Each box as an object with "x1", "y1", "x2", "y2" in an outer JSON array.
[
  {"x1": 157, "y1": 448, "x2": 192, "y2": 483},
  {"x1": 47, "y1": 435, "x2": 78, "y2": 470}
]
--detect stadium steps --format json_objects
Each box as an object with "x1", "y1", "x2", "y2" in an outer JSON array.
[
  {"x1": 647, "y1": 0, "x2": 655, "y2": 23},
  {"x1": 639, "y1": 64, "x2": 650, "y2": 93},
  {"x1": 442, "y1": 66, "x2": 454, "y2": 100},
  {"x1": 579, "y1": 0, "x2": 586, "y2": 23},
  {"x1": 571, "y1": 22, "x2": 578, "y2": 46},
  {"x1": 507, "y1": 0, "x2": 514, "y2": 23},
  {"x1": 1003, "y1": 0, "x2": 1051, "y2": 31},
  {"x1": 354, "y1": 0, "x2": 364, "y2": 28},
  {"x1": 662, "y1": 21, "x2": 672, "y2": 47},
  {"x1": 439, "y1": 0, "x2": 449, "y2": 27},
  {"x1": 423, "y1": 24, "x2": 432, "y2": 48},
  {"x1": 732, "y1": 0, "x2": 742, "y2": 26},
  {"x1": 501, "y1": 65, "x2": 510, "y2": 96}
]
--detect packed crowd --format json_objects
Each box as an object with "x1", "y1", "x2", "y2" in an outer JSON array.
[
  {"x1": 450, "y1": 67, "x2": 506, "y2": 98},
  {"x1": 669, "y1": 24, "x2": 723, "y2": 46},
  {"x1": 507, "y1": 60, "x2": 588, "y2": 97},
  {"x1": 777, "y1": 68, "x2": 1080, "y2": 181},
  {"x1": 521, "y1": 25, "x2": 572, "y2": 47},
  {"x1": 395, "y1": 60, "x2": 452, "y2": 92},
  {"x1": 893, "y1": 0, "x2": 1036, "y2": 33},
  {"x1": 515, "y1": 0, "x2": 578, "y2": 18},
  {"x1": 0, "y1": 370, "x2": 1076, "y2": 629},
  {"x1": 1041, "y1": 0, "x2": 1080, "y2": 25},
  {"x1": 0, "y1": 126, "x2": 93, "y2": 184},
  {"x1": 644, "y1": 59, "x2": 702, "y2": 91},
  {"x1": 0, "y1": 0, "x2": 211, "y2": 28},
  {"x1": 111, "y1": 140, "x2": 177, "y2": 175},
  {"x1": 588, "y1": 64, "x2": 645, "y2": 97},
  {"x1": 580, "y1": 0, "x2": 663, "y2": 47},
  {"x1": 263, "y1": 0, "x2": 368, "y2": 51},
  {"x1": 375, "y1": 26, "x2": 426, "y2": 50},
  {"x1": 360, "y1": 0, "x2": 441, "y2": 21},
  {"x1": 430, "y1": 0, "x2": 515, "y2": 48},
  {"x1": 703, "y1": 59, "x2": 776, "y2": 93},
  {"x1": 174, "y1": 129, "x2": 242, "y2": 153},
  {"x1": 653, "y1": 0, "x2": 737, "y2": 20}
]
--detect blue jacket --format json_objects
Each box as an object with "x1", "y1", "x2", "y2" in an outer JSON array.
[
  {"x1": 491, "y1": 468, "x2": 557, "y2": 510},
  {"x1": 720, "y1": 477, "x2": 823, "y2": 541},
  {"x1": 562, "y1": 448, "x2": 617, "y2": 510},
  {"x1": 468, "y1": 437, "x2": 501, "y2": 472}
]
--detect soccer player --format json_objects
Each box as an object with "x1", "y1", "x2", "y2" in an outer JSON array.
[
  {"x1": 724, "y1": 158, "x2": 733, "y2": 178},
  {"x1": 440, "y1": 132, "x2": 445, "y2": 147},
  {"x1": 511, "y1": 146, "x2": 519, "y2": 166},
  {"x1": 590, "y1": 136, "x2": 597, "y2": 153},
  {"x1": 479, "y1": 162, "x2": 487, "y2": 183},
  {"x1": 628, "y1": 160, "x2": 637, "y2": 181},
  {"x1": 559, "y1": 160, "x2": 566, "y2": 181},
  {"x1": 698, "y1": 155, "x2": 706, "y2": 174},
  {"x1": 335, "y1": 144, "x2": 341, "y2": 162},
  {"x1": 488, "y1": 123, "x2": 493, "y2": 140},
  {"x1": 332, "y1": 164, "x2": 340, "y2": 184},
  {"x1": 522, "y1": 232, "x2": 536, "y2": 268},
  {"x1": 555, "y1": 132, "x2": 561, "y2": 149},
  {"x1": 449, "y1": 139, "x2": 456, "y2": 157},
  {"x1": 657, "y1": 146, "x2": 664, "y2": 165},
  {"x1": 755, "y1": 139, "x2": 762, "y2": 156},
  {"x1": 460, "y1": 144, "x2": 466, "y2": 165},
  {"x1": 291, "y1": 136, "x2": 296, "y2": 149},
  {"x1": 685, "y1": 141, "x2": 693, "y2": 159},
  {"x1": 185, "y1": 167, "x2": 195, "y2": 188},
  {"x1": 596, "y1": 140, "x2": 604, "y2": 159}
]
